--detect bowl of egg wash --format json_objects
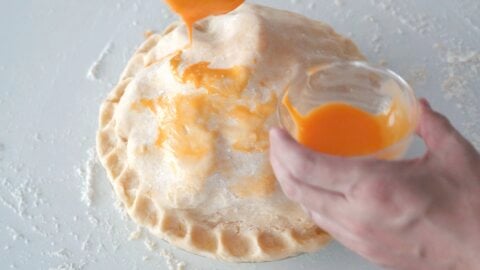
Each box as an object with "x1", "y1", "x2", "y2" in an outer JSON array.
[{"x1": 278, "y1": 61, "x2": 419, "y2": 160}]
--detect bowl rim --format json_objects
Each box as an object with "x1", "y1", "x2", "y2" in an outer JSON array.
[{"x1": 276, "y1": 60, "x2": 420, "y2": 160}]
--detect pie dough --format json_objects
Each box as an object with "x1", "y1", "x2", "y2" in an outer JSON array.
[{"x1": 97, "y1": 3, "x2": 364, "y2": 262}]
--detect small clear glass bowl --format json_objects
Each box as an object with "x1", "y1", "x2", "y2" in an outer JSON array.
[{"x1": 277, "y1": 61, "x2": 419, "y2": 160}]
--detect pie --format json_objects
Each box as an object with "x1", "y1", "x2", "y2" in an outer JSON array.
[{"x1": 97, "y1": 3, "x2": 364, "y2": 262}]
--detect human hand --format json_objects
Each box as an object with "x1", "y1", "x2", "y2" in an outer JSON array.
[{"x1": 269, "y1": 99, "x2": 480, "y2": 270}]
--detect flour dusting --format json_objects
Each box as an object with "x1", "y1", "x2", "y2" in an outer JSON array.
[
  {"x1": 144, "y1": 238, "x2": 157, "y2": 251},
  {"x1": 128, "y1": 226, "x2": 143, "y2": 241},
  {"x1": 113, "y1": 195, "x2": 129, "y2": 220},
  {"x1": 43, "y1": 248, "x2": 72, "y2": 259},
  {"x1": 76, "y1": 148, "x2": 98, "y2": 207},
  {"x1": 438, "y1": 46, "x2": 480, "y2": 149},
  {"x1": 446, "y1": 50, "x2": 479, "y2": 64},
  {"x1": 47, "y1": 262, "x2": 86, "y2": 270},
  {"x1": 159, "y1": 249, "x2": 187, "y2": 270},
  {"x1": 86, "y1": 42, "x2": 113, "y2": 81},
  {"x1": 334, "y1": 0, "x2": 344, "y2": 7},
  {"x1": 0, "y1": 177, "x2": 36, "y2": 219}
]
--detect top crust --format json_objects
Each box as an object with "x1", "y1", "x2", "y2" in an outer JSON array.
[{"x1": 97, "y1": 3, "x2": 364, "y2": 262}]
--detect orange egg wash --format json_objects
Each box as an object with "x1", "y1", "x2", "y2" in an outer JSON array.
[
  {"x1": 164, "y1": 0, "x2": 245, "y2": 42},
  {"x1": 282, "y1": 93, "x2": 411, "y2": 157}
]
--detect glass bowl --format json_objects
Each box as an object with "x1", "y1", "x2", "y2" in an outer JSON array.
[{"x1": 277, "y1": 61, "x2": 419, "y2": 160}]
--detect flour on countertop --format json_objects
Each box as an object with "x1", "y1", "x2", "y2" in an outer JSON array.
[
  {"x1": 5, "y1": 226, "x2": 22, "y2": 242},
  {"x1": 369, "y1": 0, "x2": 440, "y2": 36},
  {"x1": 0, "y1": 176, "x2": 38, "y2": 220},
  {"x1": 128, "y1": 226, "x2": 143, "y2": 241},
  {"x1": 86, "y1": 42, "x2": 113, "y2": 81},
  {"x1": 47, "y1": 262, "x2": 86, "y2": 270},
  {"x1": 464, "y1": 17, "x2": 480, "y2": 33},
  {"x1": 43, "y1": 248, "x2": 72, "y2": 260},
  {"x1": 113, "y1": 194, "x2": 129, "y2": 221},
  {"x1": 407, "y1": 68, "x2": 427, "y2": 85},
  {"x1": 87, "y1": 213, "x2": 99, "y2": 226},
  {"x1": 76, "y1": 148, "x2": 98, "y2": 207},
  {"x1": 438, "y1": 46, "x2": 480, "y2": 149},
  {"x1": 132, "y1": 2, "x2": 139, "y2": 12},
  {"x1": 334, "y1": 0, "x2": 344, "y2": 7},
  {"x1": 446, "y1": 50, "x2": 479, "y2": 64},
  {"x1": 159, "y1": 249, "x2": 187, "y2": 270},
  {"x1": 0, "y1": 192, "x2": 21, "y2": 217},
  {"x1": 362, "y1": 15, "x2": 383, "y2": 54},
  {"x1": 80, "y1": 234, "x2": 92, "y2": 251},
  {"x1": 124, "y1": 223, "x2": 189, "y2": 269},
  {"x1": 33, "y1": 133, "x2": 42, "y2": 142},
  {"x1": 144, "y1": 237, "x2": 157, "y2": 251}
]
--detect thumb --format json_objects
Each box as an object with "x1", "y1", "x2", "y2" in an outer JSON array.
[
  {"x1": 416, "y1": 98, "x2": 460, "y2": 154},
  {"x1": 269, "y1": 127, "x2": 397, "y2": 193}
]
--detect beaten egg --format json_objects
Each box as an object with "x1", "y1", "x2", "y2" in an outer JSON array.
[
  {"x1": 282, "y1": 93, "x2": 411, "y2": 157},
  {"x1": 164, "y1": 0, "x2": 245, "y2": 41}
]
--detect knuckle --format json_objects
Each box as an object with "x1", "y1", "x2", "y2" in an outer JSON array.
[{"x1": 358, "y1": 179, "x2": 393, "y2": 205}]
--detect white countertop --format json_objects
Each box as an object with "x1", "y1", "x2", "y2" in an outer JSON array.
[{"x1": 1, "y1": 0, "x2": 479, "y2": 269}]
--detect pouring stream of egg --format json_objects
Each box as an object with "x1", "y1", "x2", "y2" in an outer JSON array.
[{"x1": 164, "y1": 0, "x2": 245, "y2": 42}]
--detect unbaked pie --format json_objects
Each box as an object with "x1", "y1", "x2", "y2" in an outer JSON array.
[{"x1": 97, "y1": 3, "x2": 364, "y2": 262}]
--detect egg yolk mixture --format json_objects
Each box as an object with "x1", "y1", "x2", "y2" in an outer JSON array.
[
  {"x1": 131, "y1": 51, "x2": 277, "y2": 196},
  {"x1": 128, "y1": 1, "x2": 281, "y2": 197},
  {"x1": 164, "y1": 0, "x2": 245, "y2": 41},
  {"x1": 132, "y1": 51, "x2": 275, "y2": 156},
  {"x1": 283, "y1": 93, "x2": 410, "y2": 157}
]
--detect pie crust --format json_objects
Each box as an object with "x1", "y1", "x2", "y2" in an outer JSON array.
[{"x1": 97, "y1": 3, "x2": 364, "y2": 262}]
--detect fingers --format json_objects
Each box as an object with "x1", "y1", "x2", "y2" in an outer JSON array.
[
  {"x1": 274, "y1": 161, "x2": 348, "y2": 216},
  {"x1": 269, "y1": 127, "x2": 351, "y2": 193},
  {"x1": 270, "y1": 143, "x2": 345, "y2": 201},
  {"x1": 416, "y1": 98, "x2": 480, "y2": 166},
  {"x1": 269, "y1": 127, "x2": 396, "y2": 193},
  {"x1": 309, "y1": 210, "x2": 386, "y2": 265},
  {"x1": 309, "y1": 211, "x2": 358, "y2": 243},
  {"x1": 415, "y1": 99, "x2": 460, "y2": 153}
]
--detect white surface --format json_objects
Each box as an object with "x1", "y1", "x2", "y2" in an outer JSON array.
[{"x1": 1, "y1": 0, "x2": 479, "y2": 269}]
